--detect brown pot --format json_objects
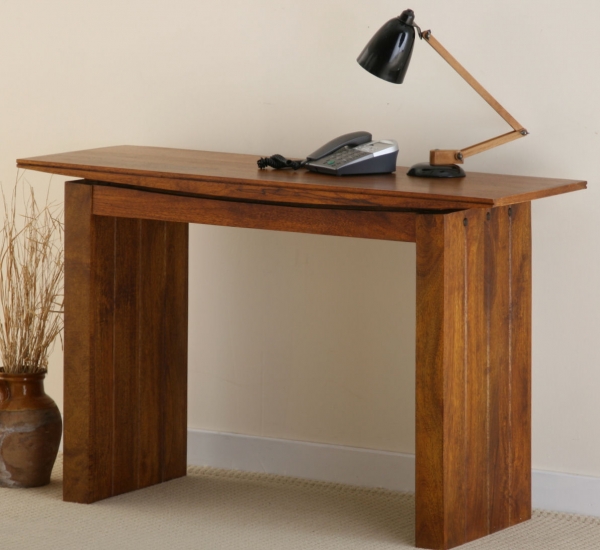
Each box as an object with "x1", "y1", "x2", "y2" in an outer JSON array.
[{"x1": 0, "y1": 371, "x2": 62, "y2": 488}]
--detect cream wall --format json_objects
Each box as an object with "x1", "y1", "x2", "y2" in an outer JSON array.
[{"x1": 1, "y1": 0, "x2": 599, "y2": 476}]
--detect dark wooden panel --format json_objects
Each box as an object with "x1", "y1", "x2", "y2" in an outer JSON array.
[
  {"x1": 416, "y1": 210, "x2": 474, "y2": 549},
  {"x1": 63, "y1": 182, "x2": 94, "y2": 503},
  {"x1": 90, "y1": 215, "x2": 116, "y2": 502},
  {"x1": 416, "y1": 210, "x2": 479, "y2": 549},
  {"x1": 113, "y1": 218, "x2": 141, "y2": 495},
  {"x1": 487, "y1": 207, "x2": 511, "y2": 532},
  {"x1": 137, "y1": 220, "x2": 168, "y2": 489},
  {"x1": 162, "y1": 222, "x2": 189, "y2": 481},
  {"x1": 464, "y1": 208, "x2": 489, "y2": 542},
  {"x1": 508, "y1": 202, "x2": 532, "y2": 525},
  {"x1": 415, "y1": 213, "x2": 448, "y2": 550},
  {"x1": 18, "y1": 146, "x2": 586, "y2": 211},
  {"x1": 92, "y1": 184, "x2": 417, "y2": 243},
  {"x1": 64, "y1": 187, "x2": 123, "y2": 502},
  {"x1": 63, "y1": 182, "x2": 189, "y2": 503},
  {"x1": 440, "y1": 212, "x2": 467, "y2": 550},
  {"x1": 416, "y1": 207, "x2": 532, "y2": 549},
  {"x1": 64, "y1": 184, "x2": 117, "y2": 503}
]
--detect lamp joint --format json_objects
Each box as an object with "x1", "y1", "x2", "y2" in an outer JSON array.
[
  {"x1": 520, "y1": 129, "x2": 529, "y2": 136},
  {"x1": 455, "y1": 152, "x2": 464, "y2": 161}
]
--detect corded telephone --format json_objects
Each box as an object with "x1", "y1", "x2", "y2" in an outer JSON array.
[{"x1": 257, "y1": 131, "x2": 398, "y2": 176}]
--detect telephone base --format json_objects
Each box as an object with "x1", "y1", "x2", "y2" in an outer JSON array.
[{"x1": 407, "y1": 162, "x2": 466, "y2": 178}]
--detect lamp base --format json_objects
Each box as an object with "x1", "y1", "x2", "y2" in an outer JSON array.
[{"x1": 407, "y1": 162, "x2": 466, "y2": 178}]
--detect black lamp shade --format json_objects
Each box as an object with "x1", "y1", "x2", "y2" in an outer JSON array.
[{"x1": 357, "y1": 10, "x2": 416, "y2": 84}]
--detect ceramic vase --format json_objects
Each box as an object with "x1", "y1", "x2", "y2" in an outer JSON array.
[{"x1": 0, "y1": 371, "x2": 62, "y2": 488}]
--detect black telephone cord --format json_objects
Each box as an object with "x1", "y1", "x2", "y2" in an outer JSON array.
[{"x1": 257, "y1": 154, "x2": 306, "y2": 170}]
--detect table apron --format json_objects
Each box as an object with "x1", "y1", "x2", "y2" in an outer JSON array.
[{"x1": 90, "y1": 182, "x2": 418, "y2": 243}]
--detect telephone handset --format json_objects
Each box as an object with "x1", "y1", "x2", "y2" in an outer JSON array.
[
  {"x1": 257, "y1": 131, "x2": 399, "y2": 176},
  {"x1": 305, "y1": 131, "x2": 373, "y2": 161}
]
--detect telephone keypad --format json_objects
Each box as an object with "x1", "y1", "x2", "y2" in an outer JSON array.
[{"x1": 322, "y1": 147, "x2": 370, "y2": 167}]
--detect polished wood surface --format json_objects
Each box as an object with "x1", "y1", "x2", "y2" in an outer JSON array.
[
  {"x1": 18, "y1": 146, "x2": 585, "y2": 211},
  {"x1": 507, "y1": 204, "x2": 532, "y2": 526},
  {"x1": 92, "y1": 183, "x2": 417, "y2": 243},
  {"x1": 64, "y1": 182, "x2": 188, "y2": 503},
  {"x1": 415, "y1": 203, "x2": 531, "y2": 549},
  {"x1": 44, "y1": 144, "x2": 583, "y2": 548}
]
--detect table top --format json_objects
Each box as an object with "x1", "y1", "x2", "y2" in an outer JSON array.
[{"x1": 17, "y1": 145, "x2": 586, "y2": 211}]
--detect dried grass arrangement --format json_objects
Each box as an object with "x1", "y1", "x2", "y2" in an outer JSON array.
[{"x1": 0, "y1": 182, "x2": 63, "y2": 374}]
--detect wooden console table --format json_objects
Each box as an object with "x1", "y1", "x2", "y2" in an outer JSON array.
[{"x1": 18, "y1": 146, "x2": 585, "y2": 549}]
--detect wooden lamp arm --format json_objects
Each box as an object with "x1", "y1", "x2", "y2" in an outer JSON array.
[{"x1": 421, "y1": 30, "x2": 528, "y2": 166}]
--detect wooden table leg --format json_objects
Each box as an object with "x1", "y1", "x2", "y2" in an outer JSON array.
[
  {"x1": 415, "y1": 204, "x2": 531, "y2": 549},
  {"x1": 64, "y1": 181, "x2": 188, "y2": 503}
]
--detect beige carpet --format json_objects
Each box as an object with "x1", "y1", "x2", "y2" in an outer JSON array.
[{"x1": 1, "y1": 456, "x2": 599, "y2": 549}]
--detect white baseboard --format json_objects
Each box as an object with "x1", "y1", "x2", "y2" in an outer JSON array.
[
  {"x1": 187, "y1": 428, "x2": 415, "y2": 493},
  {"x1": 532, "y1": 469, "x2": 600, "y2": 517},
  {"x1": 188, "y1": 428, "x2": 600, "y2": 518}
]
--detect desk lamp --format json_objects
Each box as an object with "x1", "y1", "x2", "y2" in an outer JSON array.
[{"x1": 357, "y1": 9, "x2": 528, "y2": 178}]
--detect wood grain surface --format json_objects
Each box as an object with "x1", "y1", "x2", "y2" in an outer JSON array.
[
  {"x1": 64, "y1": 182, "x2": 188, "y2": 503},
  {"x1": 56, "y1": 151, "x2": 548, "y2": 549},
  {"x1": 415, "y1": 204, "x2": 531, "y2": 549},
  {"x1": 92, "y1": 183, "x2": 417, "y2": 243},
  {"x1": 18, "y1": 146, "x2": 585, "y2": 211},
  {"x1": 508, "y1": 203, "x2": 532, "y2": 525}
]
